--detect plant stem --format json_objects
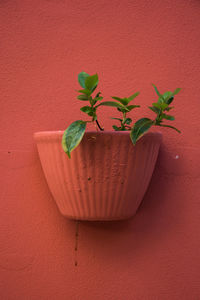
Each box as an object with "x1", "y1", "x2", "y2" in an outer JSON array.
[
  {"x1": 121, "y1": 112, "x2": 126, "y2": 130},
  {"x1": 157, "y1": 123, "x2": 181, "y2": 133},
  {"x1": 96, "y1": 119, "x2": 104, "y2": 131}
]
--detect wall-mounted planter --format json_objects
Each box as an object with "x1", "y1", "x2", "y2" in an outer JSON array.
[{"x1": 34, "y1": 131, "x2": 162, "y2": 221}]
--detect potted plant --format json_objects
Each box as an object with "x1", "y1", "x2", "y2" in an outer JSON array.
[{"x1": 34, "y1": 72, "x2": 181, "y2": 220}]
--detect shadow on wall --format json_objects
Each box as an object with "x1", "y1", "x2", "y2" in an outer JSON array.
[
  {"x1": 61, "y1": 143, "x2": 185, "y2": 264},
  {"x1": 0, "y1": 139, "x2": 186, "y2": 271}
]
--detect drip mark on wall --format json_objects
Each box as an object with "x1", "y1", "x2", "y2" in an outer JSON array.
[{"x1": 74, "y1": 220, "x2": 79, "y2": 267}]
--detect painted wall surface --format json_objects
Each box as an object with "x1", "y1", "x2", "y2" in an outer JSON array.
[{"x1": 0, "y1": 0, "x2": 200, "y2": 299}]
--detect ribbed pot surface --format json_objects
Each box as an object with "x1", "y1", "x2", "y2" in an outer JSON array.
[{"x1": 34, "y1": 131, "x2": 162, "y2": 220}]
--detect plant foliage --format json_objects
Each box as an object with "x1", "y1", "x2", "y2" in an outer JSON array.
[{"x1": 62, "y1": 73, "x2": 181, "y2": 157}]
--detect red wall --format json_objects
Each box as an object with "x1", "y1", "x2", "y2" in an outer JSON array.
[{"x1": 1, "y1": 1, "x2": 200, "y2": 299}]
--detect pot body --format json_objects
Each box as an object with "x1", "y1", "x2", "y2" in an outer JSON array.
[{"x1": 34, "y1": 131, "x2": 162, "y2": 220}]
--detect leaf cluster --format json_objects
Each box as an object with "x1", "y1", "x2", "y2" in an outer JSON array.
[
  {"x1": 111, "y1": 93, "x2": 140, "y2": 131},
  {"x1": 77, "y1": 72, "x2": 103, "y2": 121},
  {"x1": 149, "y1": 84, "x2": 181, "y2": 129},
  {"x1": 62, "y1": 72, "x2": 181, "y2": 158},
  {"x1": 130, "y1": 84, "x2": 181, "y2": 144}
]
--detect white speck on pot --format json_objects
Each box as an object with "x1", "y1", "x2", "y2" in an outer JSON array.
[{"x1": 175, "y1": 155, "x2": 179, "y2": 159}]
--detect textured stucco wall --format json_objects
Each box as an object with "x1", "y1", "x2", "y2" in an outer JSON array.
[{"x1": 0, "y1": 0, "x2": 200, "y2": 299}]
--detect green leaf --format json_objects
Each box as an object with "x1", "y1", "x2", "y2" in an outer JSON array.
[
  {"x1": 95, "y1": 92, "x2": 101, "y2": 98},
  {"x1": 127, "y1": 92, "x2": 140, "y2": 101},
  {"x1": 80, "y1": 106, "x2": 92, "y2": 113},
  {"x1": 126, "y1": 104, "x2": 140, "y2": 111},
  {"x1": 158, "y1": 124, "x2": 181, "y2": 133},
  {"x1": 111, "y1": 117, "x2": 123, "y2": 121},
  {"x1": 130, "y1": 118, "x2": 154, "y2": 145},
  {"x1": 93, "y1": 96, "x2": 103, "y2": 101},
  {"x1": 77, "y1": 94, "x2": 89, "y2": 101},
  {"x1": 166, "y1": 97, "x2": 174, "y2": 105},
  {"x1": 149, "y1": 106, "x2": 160, "y2": 114},
  {"x1": 96, "y1": 101, "x2": 129, "y2": 111},
  {"x1": 112, "y1": 125, "x2": 120, "y2": 131},
  {"x1": 78, "y1": 88, "x2": 92, "y2": 96},
  {"x1": 161, "y1": 103, "x2": 170, "y2": 110},
  {"x1": 78, "y1": 72, "x2": 90, "y2": 89},
  {"x1": 161, "y1": 113, "x2": 175, "y2": 121},
  {"x1": 121, "y1": 98, "x2": 129, "y2": 105},
  {"x1": 111, "y1": 96, "x2": 128, "y2": 105},
  {"x1": 158, "y1": 97, "x2": 165, "y2": 104},
  {"x1": 163, "y1": 91, "x2": 173, "y2": 102},
  {"x1": 152, "y1": 102, "x2": 168, "y2": 110},
  {"x1": 112, "y1": 92, "x2": 140, "y2": 105},
  {"x1": 173, "y1": 88, "x2": 181, "y2": 96},
  {"x1": 165, "y1": 106, "x2": 174, "y2": 111},
  {"x1": 80, "y1": 106, "x2": 93, "y2": 114},
  {"x1": 111, "y1": 96, "x2": 124, "y2": 102},
  {"x1": 62, "y1": 120, "x2": 86, "y2": 158},
  {"x1": 152, "y1": 84, "x2": 164, "y2": 100},
  {"x1": 162, "y1": 92, "x2": 175, "y2": 105},
  {"x1": 124, "y1": 118, "x2": 132, "y2": 125},
  {"x1": 152, "y1": 102, "x2": 160, "y2": 108},
  {"x1": 85, "y1": 74, "x2": 98, "y2": 92}
]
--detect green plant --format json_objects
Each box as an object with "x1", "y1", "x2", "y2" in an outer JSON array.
[
  {"x1": 130, "y1": 84, "x2": 181, "y2": 144},
  {"x1": 62, "y1": 72, "x2": 181, "y2": 158},
  {"x1": 110, "y1": 93, "x2": 140, "y2": 131}
]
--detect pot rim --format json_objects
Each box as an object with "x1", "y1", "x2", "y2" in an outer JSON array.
[{"x1": 34, "y1": 130, "x2": 162, "y2": 141}]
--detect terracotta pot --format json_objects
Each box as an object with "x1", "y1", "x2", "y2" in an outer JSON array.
[{"x1": 34, "y1": 131, "x2": 162, "y2": 220}]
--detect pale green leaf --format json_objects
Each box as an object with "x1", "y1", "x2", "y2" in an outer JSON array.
[
  {"x1": 173, "y1": 88, "x2": 181, "y2": 96},
  {"x1": 85, "y1": 74, "x2": 98, "y2": 92},
  {"x1": 130, "y1": 118, "x2": 154, "y2": 145},
  {"x1": 78, "y1": 72, "x2": 90, "y2": 88},
  {"x1": 62, "y1": 120, "x2": 86, "y2": 158},
  {"x1": 127, "y1": 92, "x2": 140, "y2": 101}
]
